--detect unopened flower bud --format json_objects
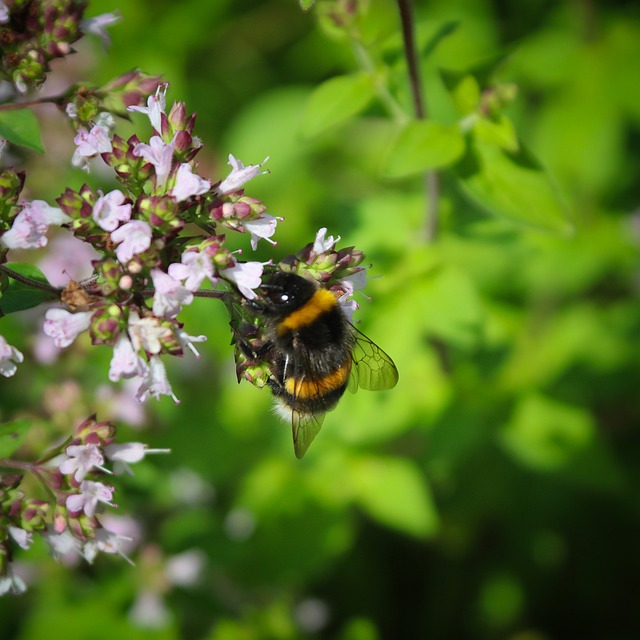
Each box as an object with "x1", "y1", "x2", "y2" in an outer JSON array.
[
  {"x1": 90, "y1": 305, "x2": 123, "y2": 345},
  {"x1": 99, "y1": 70, "x2": 163, "y2": 118},
  {"x1": 76, "y1": 416, "x2": 116, "y2": 445}
]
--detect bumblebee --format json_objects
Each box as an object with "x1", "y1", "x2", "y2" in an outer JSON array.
[{"x1": 240, "y1": 271, "x2": 398, "y2": 458}]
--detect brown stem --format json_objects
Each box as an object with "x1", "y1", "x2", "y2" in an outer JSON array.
[
  {"x1": 396, "y1": 0, "x2": 440, "y2": 243},
  {"x1": 0, "y1": 95, "x2": 64, "y2": 111},
  {"x1": 0, "y1": 264, "x2": 61, "y2": 295}
]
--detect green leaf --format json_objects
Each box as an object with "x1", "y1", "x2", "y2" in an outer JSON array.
[
  {"x1": 298, "y1": 0, "x2": 316, "y2": 10},
  {"x1": 0, "y1": 418, "x2": 31, "y2": 458},
  {"x1": 422, "y1": 20, "x2": 460, "y2": 59},
  {"x1": 500, "y1": 394, "x2": 594, "y2": 471},
  {"x1": 474, "y1": 114, "x2": 519, "y2": 152},
  {"x1": 450, "y1": 75, "x2": 481, "y2": 115},
  {"x1": 0, "y1": 263, "x2": 57, "y2": 315},
  {"x1": 0, "y1": 108, "x2": 44, "y2": 153},
  {"x1": 382, "y1": 120, "x2": 465, "y2": 178},
  {"x1": 300, "y1": 72, "x2": 376, "y2": 138},
  {"x1": 417, "y1": 265, "x2": 484, "y2": 348},
  {"x1": 351, "y1": 456, "x2": 439, "y2": 538},
  {"x1": 454, "y1": 139, "x2": 573, "y2": 233}
]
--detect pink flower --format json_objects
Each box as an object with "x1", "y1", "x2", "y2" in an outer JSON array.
[
  {"x1": 43, "y1": 527, "x2": 81, "y2": 563},
  {"x1": 81, "y1": 10, "x2": 121, "y2": 48},
  {"x1": 177, "y1": 328, "x2": 207, "y2": 358},
  {"x1": 136, "y1": 356, "x2": 179, "y2": 403},
  {"x1": 66, "y1": 480, "x2": 116, "y2": 518},
  {"x1": 245, "y1": 214, "x2": 279, "y2": 250},
  {"x1": 83, "y1": 527, "x2": 134, "y2": 565},
  {"x1": 171, "y1": 163, "x2": 210, "y2": 202},
  {"x1": 1, "y1": 200, "x2": 70, "y2": 250},
  {"x1": 127, "y1": 312, "x2": 172, "y2": 355},
  {"x1": 313, "y1": 227, "x2": 340, "y2": 254},
  {"x1": 109, "y1": 334, "x2": 144, "y2": 381},
  {"x1": 43, "y1": 308, "x2": 92, "y2": 348},
  {"x1": 221, "y1": 260, "x2": 264, "y2": 300},
  {"x1": 217, "y1": 154, "x2": 269, "y2": 194},
  {"x1": 0, "y1": 565, "x2": 26, "y2": 596},
  {"x1": 111, "y1": 220, "x2": 152, "y2": 263},
  {"x1": 38, "y1": 234, "x2": 100, "y2": 287},
  {"x1": 133, "y1": 136, "x2": 174, "y2": 187},
  {"x1": 150, "y1": 269, "x2": 193, "y2": 318},
  {"x1": 104, "y1": 442, "x2": 170, "y2": 475},
  {"x1": 8, "y1": 526, "x2": 32, "y2": 550},
  {"x1": 92, "y1": 189, "x2": 132, "y2": 231},
  {"x1": 0, "y1": 335, "x2": 23, "y2": 377},
  {"x1": 128, "y1": 83, "x2": 168, "y2": 132},
  {"x1": 168, "y1": 250, "x2": 215, "y2": 291},
  {"x1": 71, "y1": 124, "x2": 113, "y2": 170},
  {"x1": 59, "y1": 443, "x2": 111, "y2": 483},
  {"x1": 96, "y1": 381, "x2": 147, "y2": 427}
]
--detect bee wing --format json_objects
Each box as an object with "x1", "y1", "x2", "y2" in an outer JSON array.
[
  {"x1": 292, "y1": 408, "x2": 325, "y2": 459},
  {"x1": 348, "y1": 324, "x2": 399, "y2": 393}
]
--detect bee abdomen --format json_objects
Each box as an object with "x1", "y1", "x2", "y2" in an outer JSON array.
[{"x1": 277, "y1": 358, "x2": 351, "y2": 413}]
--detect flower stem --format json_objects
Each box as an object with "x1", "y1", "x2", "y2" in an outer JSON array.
[
  {"x1": 0, "y1": 264, "x2": 61, "y2": 295},
  {"x1": 396, "y1": 0, "x2": 440, "y2": 243},
  {"x1": 353, "y1": 41, "x2": 409, "y2": 124},
  {"x1": 0, "y1": 458, "x2": 34, "y2": 472},
  {"x1": 0, "y1": 95, "x2": 64, "y2": 111}
]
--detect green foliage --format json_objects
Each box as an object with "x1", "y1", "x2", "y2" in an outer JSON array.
[
  {"x1": 300, "y1": 72, "x2": 376, "y2": 138},
  {"x1": 382, "y1": 120, "x2": 465, "y2": 176},
  {"x1": 0, "y1": 109, "x2": 44, "y2": 153},
  {"x1": 0, "y1": 419, "x2": 31, "y2": 458},
  {"x1": 1, "y1": 0, "x2": 639, "y2": 639},
  {"x1": 0, "y1": 264, "x2": 57, "y2": 315}
]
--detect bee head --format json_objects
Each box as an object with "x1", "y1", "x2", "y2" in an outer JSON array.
[{"x1": 259, "y1": 272, "x2": 317, "y2": 315}]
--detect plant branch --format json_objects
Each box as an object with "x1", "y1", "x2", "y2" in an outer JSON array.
[
  {"x1": 396, "y1": 0, "x2": 440, "y2": 243},
  {"x1": 0, "y1": 264, "x2": 61, "y2": 294},
  {"x1": 0, "y1": 94, "x2": 64, "y2": 111}
]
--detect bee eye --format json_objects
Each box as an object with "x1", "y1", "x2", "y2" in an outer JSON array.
[{"x1": 280, "y1": 294, "x2": 289, "y2": 303}]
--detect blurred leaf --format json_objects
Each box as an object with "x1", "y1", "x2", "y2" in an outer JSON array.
[
  {"x1": 454, "y1": 140, "x2": 573, "y2": 233},
  {"x1": 500, "y1": 394, "x2": 594, "y2": 471},
  {"x1": 300, "y1": 72, "x2": 376, "y2": 138},
  {"x1": 299, "y1": 0, "x2": 316, "y2": 10},
  {"x1": 422, "y1": 20, "x2": 460, "y2": 59},
  {"x1": 0, "y1": 108, "x2": 44, "y2": 152},
  {"x1": 441, "y1": 51, "x2": 511, "y2": 94},
  {"x1": 339, "y1": 618, "x2": 380, "y2": 640},
  {"x1": 351, "y1": 456, "x2": 439, "y2": 538},
  {"x1": 447, "y1": 74, "x2": 481, "y2": 115},
  {"x1": 474, "y1": 114, "x2": 518, "y2": 152},
  {"x1": 418, "y1": 264, "x2": 484, "y2": 348},
  {"x1": 0, "y1": 418, "x2": 30, "y2": 457},
  {"x1": 0, "y1": 263, "x2": 57, "y2": 314},
  {"x1": 382, "y1": 120, "x2": 465, "y2": 177}
]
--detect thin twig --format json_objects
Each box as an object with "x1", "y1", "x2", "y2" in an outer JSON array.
[
  {"x1": 0, "y1": 264, "x2": 61, "y2": 294},
  {"x1": 396, "y1": 0, "x2": 440, "y2": 243},
  {"x1": 0, "y1": 95, "x2": 63, "y2": 111}
]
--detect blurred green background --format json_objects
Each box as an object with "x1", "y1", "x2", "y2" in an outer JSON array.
[{"x1": 2, "y1": 0, "x2": 640, "y2": 638}]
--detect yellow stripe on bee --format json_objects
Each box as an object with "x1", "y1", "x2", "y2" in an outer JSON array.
[
  {"x1": 276, "y1": 288, "x2": 337, "y2": 335},
  {"x1": 285, "y1": 360, "x2": 352, "y2": 399}
]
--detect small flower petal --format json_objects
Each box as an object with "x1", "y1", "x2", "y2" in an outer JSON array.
[
  {"x1": 111, "y1": 220, "x2": 152, "y2": 263},
  {"x1": 43, "y1": 309, "x2": 92, "y2": 348}
]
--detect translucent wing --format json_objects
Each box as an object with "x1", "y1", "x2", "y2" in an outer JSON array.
[
  {"x1": 347, "y1": 324, "x2": 399, "y2": 393},
  {"x1": 292, "y1": 408, "x2": 325, "y2": 459}
]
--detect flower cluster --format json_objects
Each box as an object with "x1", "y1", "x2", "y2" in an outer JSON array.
[
  {"x1": 1, "y1": 83, "x2": 279, "y2": 402},
  {"x1": 0, "y1": 416, "x2": 168, "y2": 595},
  {"x1": 0, "y1": 0, "x2": 115, "y2": 94}
]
